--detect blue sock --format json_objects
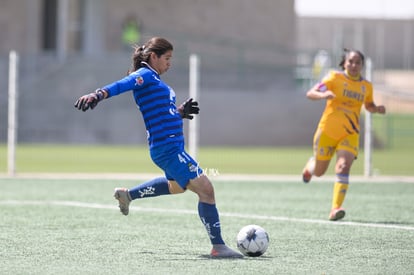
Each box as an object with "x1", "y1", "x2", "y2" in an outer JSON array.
[
  {"x1": 129, "y1": 177, "x2": 170, "y2": 200},
  {"x1": 198, "y1": 202, "x2": 225, "y2": 245}
]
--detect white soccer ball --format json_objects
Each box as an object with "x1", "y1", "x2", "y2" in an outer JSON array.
[{"x1": 236, "y1": 224, "x2": 269, "y2": 257}]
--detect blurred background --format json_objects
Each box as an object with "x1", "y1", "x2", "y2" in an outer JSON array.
[{"x1": 0, "y1": 0, "x2": 413, "y2": 148}]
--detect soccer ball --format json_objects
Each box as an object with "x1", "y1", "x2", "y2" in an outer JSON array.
[{"x1": 236, "y1": 224, "x2": 269, "y2": 257}]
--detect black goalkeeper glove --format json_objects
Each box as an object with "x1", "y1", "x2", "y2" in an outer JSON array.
[
  {"x1": 178, "y1": 98, "x2": 199, "y2": 119},
  {"x1": 74, "y1": 89, "x2": 105, "y2": 112}
]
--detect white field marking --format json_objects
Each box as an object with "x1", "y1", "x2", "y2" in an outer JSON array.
[{"x1": 1, "y1": 200, "x2": 414, "y2": 232}]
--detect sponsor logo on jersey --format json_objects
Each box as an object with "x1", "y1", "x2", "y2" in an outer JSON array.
[
  {"x1": 188, "y1": 163, "x2": 198, "y2": 173},
  {"x1": 343, "y1": 89, "x2": 364, "y2": 102}
]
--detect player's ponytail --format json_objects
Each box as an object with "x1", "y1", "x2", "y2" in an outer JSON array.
[{"x1": 128, "y1": 44, "x2": 149, "y2": 74}]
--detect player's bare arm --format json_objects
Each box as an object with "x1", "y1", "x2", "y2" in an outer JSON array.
[
  {"x1": 306, "y1": 85, "x2": 335, "y2": 100},
  {"x1": 365, "y1": 102, "x2": 386, "y2": 114}
]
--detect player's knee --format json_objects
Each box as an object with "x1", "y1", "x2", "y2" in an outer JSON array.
[
  {"x1": 198, "y1": 176, "x2": 214, "y2": 196},
  {"x1": 313, "y1": 160, "x2": 330, "y2": 177},
  {"x1": 188, "y1": 175, "x2": 215, "y2": 202},
  {"x1": 335, "y1": 160, "x2": 352, "y2": 174},
  {"x1": 168, "y1": 181, "x2": 185, "y2": 194}
]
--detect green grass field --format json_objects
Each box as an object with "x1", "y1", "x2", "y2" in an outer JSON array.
[
  {"x1": 0, "y1": 144, "x2": 414, "y2": 176},
  {"x1": 372, "y1": 113, "x2": 414, "y2": 150},
  {"x1": 1, "y1": 177, "x2": 413, "y2": 274}
]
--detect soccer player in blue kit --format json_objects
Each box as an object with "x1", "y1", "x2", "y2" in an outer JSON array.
[{"x1": 74, "y1": 37, "x2": 242, "y2": 258}]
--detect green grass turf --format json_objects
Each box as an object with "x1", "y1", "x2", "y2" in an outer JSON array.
[
  {"x1": 0, "y1": 178, "x2": 413, "y2": 274},
  {"x1": 0, "y1": 144, "x2": 413, "y2": 176},
  {"x1": 372, "y1": 113, "x2": 414, "y2": 150}
]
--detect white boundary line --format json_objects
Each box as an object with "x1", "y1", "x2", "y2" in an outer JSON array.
[{"x1": 1, "y1": 200, "x2": 414, "y2": 232}]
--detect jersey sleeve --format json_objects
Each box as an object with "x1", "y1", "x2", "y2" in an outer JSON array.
[
  {"x1": 316, "y1": 70, "x2": 337, "y2": 93},
  {"x1": 103, "y1": 70, "x2": 154, "y2": 98}
]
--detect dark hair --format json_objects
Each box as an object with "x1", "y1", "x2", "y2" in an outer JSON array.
[
  {"x1": 338, "y1": 48, "x2": 365, "y2": 69},
  {"x1": 129, "y1": 37, "x2": 173, "y2": 73}
]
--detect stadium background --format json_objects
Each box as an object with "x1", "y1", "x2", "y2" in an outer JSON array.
[{"x1": 0, "y1": 0, "x2": 413, "y2": 147}]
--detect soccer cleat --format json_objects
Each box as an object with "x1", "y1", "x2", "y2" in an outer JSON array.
[
  {"x1": 114, "y1": 188, "x2": 132, "y2": 215},
  {"x1": 302, "y1": 157, "x2": 315, "y2": 183},
  {"x1": 302, "y1": 169, "x2": 312, "y2": 183},
  {"x1": 210, "y1": 244, "x2": 244, "y2": 258},
  {"x1": 329, "y1": 208, "x2": 346, "y2": 221}
]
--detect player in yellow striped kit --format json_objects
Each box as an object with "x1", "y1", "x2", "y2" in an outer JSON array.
[{"x1": 302, "y1": 49, "x2": 386, "y2": 221}]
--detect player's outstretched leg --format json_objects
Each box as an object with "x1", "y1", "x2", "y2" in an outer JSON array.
[{"x1": 114, "y1": 177, "x2": 171, "y2": 215}]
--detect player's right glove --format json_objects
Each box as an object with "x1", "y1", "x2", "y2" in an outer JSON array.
[
  {"x1": 74, "y1": 89, "x2": 105, "y2": 112},
  {"x1": 178, "y1": 98, "x2": 199, "y2": 119}
]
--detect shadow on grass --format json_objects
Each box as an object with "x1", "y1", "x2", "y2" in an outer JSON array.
[{"x1": 198, "y1": 254, "x2": 273, "y2": 260}]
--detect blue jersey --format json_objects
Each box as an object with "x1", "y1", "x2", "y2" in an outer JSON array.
[{"x1": 103, "y1": 63, "x2": 184, "y2": 149}]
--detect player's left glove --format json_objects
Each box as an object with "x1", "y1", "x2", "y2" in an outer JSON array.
[
  {"x1": 74, "y1": 89, "x2": 106, "y2": 112},
  {"x1": 178, "y1": 98, "x2": 199, "y2": 119}
]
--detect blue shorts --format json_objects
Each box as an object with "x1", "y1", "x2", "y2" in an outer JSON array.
[{"x1": 150, "y1": 142, "x2": 203, "y2": 189}]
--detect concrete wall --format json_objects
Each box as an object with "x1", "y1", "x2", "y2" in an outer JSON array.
[
  {"x1": 0, "y1": 1, "x2": 325, "y2": 146},
  {"x1": 0, "y1": 0, "x2": 42, "y2": 55},
  {"x1": 104, "y1": 0, "x2": 294, "y2": 52},
  {"x1": 296, "y1": 17, "x2": 414, "y2": 70}
]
